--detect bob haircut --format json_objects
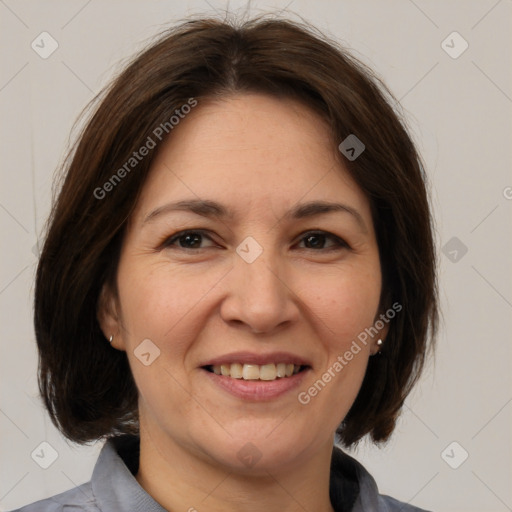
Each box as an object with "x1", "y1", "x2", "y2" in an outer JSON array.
[{"x1": 34, "y1": 14, "x2": 438, "y2": 448}]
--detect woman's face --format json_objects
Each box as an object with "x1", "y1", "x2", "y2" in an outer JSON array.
[{"x1": 100, "y1": 93, "x2": 387, "y2": 472}]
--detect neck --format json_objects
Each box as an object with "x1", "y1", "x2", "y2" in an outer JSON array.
[{"x1": 135, "y1": 427, "x2": 336, "y2": 512}]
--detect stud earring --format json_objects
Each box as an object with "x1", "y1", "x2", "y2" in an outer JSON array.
[
  {"x1": 109, "y1": 335, "x2": 113, "y2": 344},
  {"x1": 371, "y1": 338, "x2": 383, "y2": 356}
]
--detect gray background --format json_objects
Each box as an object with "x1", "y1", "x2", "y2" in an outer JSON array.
[{"x1": 1, "y1": 1, "x2": 511, "y2": 511}]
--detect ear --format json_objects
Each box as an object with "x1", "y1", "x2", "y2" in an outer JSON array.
[{"x1": 97, "y1": 282, "x2": 126, "y2": 351}]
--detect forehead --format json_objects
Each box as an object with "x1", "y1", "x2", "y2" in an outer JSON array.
[{"x1": 133, "y1": 93, "x2": 372, "y2": 226}]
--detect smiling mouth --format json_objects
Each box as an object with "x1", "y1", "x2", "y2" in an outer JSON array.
[{"x1": 203, "y1": 363, "x2": 310, "y2": 381}]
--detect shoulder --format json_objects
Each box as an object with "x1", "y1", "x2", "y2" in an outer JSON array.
[{"x1": 6, "y1": 481, "x2": 98, "y2": 512}]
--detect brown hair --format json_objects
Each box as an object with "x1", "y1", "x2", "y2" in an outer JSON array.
[{"x1": 34, "y1": 13, "x2": 438, "y2": 447}]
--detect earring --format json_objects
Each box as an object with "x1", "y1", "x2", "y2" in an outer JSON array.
[
  {"x1": 109, "y1": 335, "x2": 113, "y2": 344},
  {"x1": 371, "y1": 339, "x2": 383, "y2": 356}
]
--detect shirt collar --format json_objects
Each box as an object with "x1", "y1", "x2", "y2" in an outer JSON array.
[
  {"x1": 92, "y1": 435, "x2": 166, "y2": 512},
  {"x1": 91, "y1": 434, "x2": 378, "y2": 512}
]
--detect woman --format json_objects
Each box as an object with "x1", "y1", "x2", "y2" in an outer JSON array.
[{"x1": 12, "y1": 13, "x2": 438, "y2": 512}]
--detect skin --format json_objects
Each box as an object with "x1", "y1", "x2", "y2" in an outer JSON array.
[{"x1": 98, "y1": 93, "x2": 388, "y2": 512}]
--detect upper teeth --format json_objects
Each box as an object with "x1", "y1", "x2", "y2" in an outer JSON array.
[{"x1": 211, "y1": 363, "x2": 301, "y2": 380}]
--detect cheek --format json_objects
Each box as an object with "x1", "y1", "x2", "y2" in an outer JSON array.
[
  {"x1": 300, "y1": 275, "x2": 379, "y2": 412},
  {"x1": 117, "y1": 259, "x2": 221, "y2": 343},
  {"x1": 115, "y1": 262, "x2": 198, "y2": 414},
  {"x1": 301, "y1": 267, "x2": 382, "y2": 346}
]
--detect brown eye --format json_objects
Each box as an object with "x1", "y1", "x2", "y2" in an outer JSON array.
[
  {"x1": 298, "y1": 231, "x2": 349, "y2": 251},
  {"x1": 162, "y1": 230, "x2": 216, "y2": 250}
]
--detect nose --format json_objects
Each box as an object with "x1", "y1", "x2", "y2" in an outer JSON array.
[{"x1": 219, "y1": 245, "x2": 299, "y2": 335}]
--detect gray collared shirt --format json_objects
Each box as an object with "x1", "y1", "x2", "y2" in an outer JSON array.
[{"x1": 9, "y1": 435, "x2": 431, "y2": 512}]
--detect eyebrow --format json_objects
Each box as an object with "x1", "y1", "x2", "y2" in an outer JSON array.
[{"x1": 143, "y1": 199, "x2": 367, "y2": 232}]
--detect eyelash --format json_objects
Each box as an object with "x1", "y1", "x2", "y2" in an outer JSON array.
[{"x1": 160, "y1": 229, "x2": 350, "y2": 252}]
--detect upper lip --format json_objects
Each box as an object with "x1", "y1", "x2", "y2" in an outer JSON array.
[{"x1": 200, "y1": 351, "x2": 312, "y2": 367}]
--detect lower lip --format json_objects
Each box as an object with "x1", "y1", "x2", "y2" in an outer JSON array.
[{"x1": 201, "y1": 368, "x2": 310, "y2": 401}]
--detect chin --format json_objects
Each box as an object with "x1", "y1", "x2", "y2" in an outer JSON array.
[{"x1": 198, "y1": 429, "x2": 309, "y2": 474}]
